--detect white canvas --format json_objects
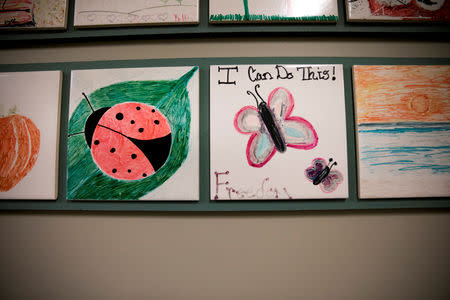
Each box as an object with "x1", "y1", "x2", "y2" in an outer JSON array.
[
  {"x1": 0, "y1": 71, "x2": 61, "y2": 199},
  {"x1": 68, "y1": 66, "x2": 199, "y2": 201},
  {"x1": 346, "y1": 0, "x2": 449, "y2": 22},
  {"x1": 209, "y1": 0, "x2": 338, "y2": 22},
  {"x1": 74, "y1": 0, "x2": 199, "y2": 27},
  {"x1": 210, "y1": 64, "x2": 348, "y2": 200},
  {"x1": 353, "y1": 65, "x2": 450, "y2": 198}
]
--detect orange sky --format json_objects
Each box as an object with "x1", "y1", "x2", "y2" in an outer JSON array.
[{"x1": 353, "y1": 65, "x2": 450, "y2": 124}]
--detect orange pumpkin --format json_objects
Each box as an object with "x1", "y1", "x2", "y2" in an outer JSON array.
[{"x1": 0, "y1": 114, "x2": 40, "y2": 191}]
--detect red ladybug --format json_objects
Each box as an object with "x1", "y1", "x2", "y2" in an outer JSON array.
[{"x1": 82, "y1": 93, "x2": 172, "y2": 181}]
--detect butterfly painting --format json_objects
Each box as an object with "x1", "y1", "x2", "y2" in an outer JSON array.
[
  {"x1": 234, "y1": 84, "x2": 318, "y2": 168},
  {"x1": 305, "y1": 158, "x2": 343, "y2": 193}
]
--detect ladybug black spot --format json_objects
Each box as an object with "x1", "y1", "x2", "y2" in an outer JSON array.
[
  {"x1": 151, "y1": 109, "x2": 155, "y2": 113},
  {"x1": 154, "y1": 120, "x2": 160, "y2": 125},
  {"x1": 110, "y1": 148, "x2": 116, "y2": 153},
  {"x1": 136, "y1": 106, "x2": 141, "y2": 110},
  {"x1": 94, "y1": 140, "x2": 100, "y2": 145},
  {"x1": 138, "y1": 128, "x2": 144, "y2": 133},
  {"x1": 142, "y1": 173, "x2": 147, "y2": 177},
  {"x1": 128, "y1": 169, "x2": 131, "y2": 173},
  {"x1": 130, "y1": 120, "x2": 135, "y2": 124},
  {"x1": 131, "y1": 154, "x2": 137, "y2": 159},
  {"x1": 112, "y1": 169, "x2": 117, "y2": 173},
  {"x1": 116, "y1": 113, "x2": 124, "y2": 120}
]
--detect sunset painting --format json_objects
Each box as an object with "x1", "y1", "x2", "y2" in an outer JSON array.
[{"x1": 353, "y1": 65, "x2": 450, "y2": 198}]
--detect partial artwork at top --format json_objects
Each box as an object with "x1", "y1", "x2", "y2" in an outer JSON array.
[
  {"x1": 74, "y1": 0, "x2": 199, "y2": 27},
  {"x1": 209, "y1": 0, "x2": 338, "y2": 23},
  {"x1": 210, "y1": 64, "x2": 348, "y2": 200},
  {"x1": 0, "y1": 0, "x2": 68, "y2": 29},
  {"x1": 347, "y1": 0, "x2": 450, "y2": 22}
]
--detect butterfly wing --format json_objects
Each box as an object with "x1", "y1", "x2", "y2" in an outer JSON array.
[
  {"x1": 246, "y1": 131, "x2": 276, "y2": 168},
  {"x1": 234, "y1": 106, "x2": 276, "y2": 168},
  {"x1": 234, "y1": 106, "x2": 262, "y2": 134},
  {"x1": 319, "y1": 170, "x2": 343, "y2": 193},
  {"x1": 282, "y1": 117, "x2": 318, "y2": 150},
  {"x1": 305, "y1": 158, "x2": 327, "y2": 182},
  {"x1": 267, "y1": 87, "x2": 294, "y2": 120},
  {"x1": 267, "y1": 87, "x2": 318, "y2": 150}
]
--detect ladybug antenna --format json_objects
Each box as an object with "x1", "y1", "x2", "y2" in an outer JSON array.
[
  {"x1": 254, "y1": 84, "x2": 266, "y2": 103},
  {"x1": 68, "y1": 132, "x2": 85, "y2": 138},
  {"x1": 82, "y1": 92, "x2": 95, "y2": 112},
  {"x1": 247, "y1": 90, "x2": 259, "y2": 107}
]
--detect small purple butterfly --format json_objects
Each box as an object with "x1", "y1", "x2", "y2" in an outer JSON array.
[{"x1": 305, "y1": 158, "x2": 343, "y2": 193}]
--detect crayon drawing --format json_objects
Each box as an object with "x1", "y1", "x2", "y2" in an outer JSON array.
[
  {"x1": 353, "y1": 65, "x2": 450, "y2": 198},
  {"x1": 68, "y1": 66, "x2": 199, "y2": 201},
  {"x1": 74, "y1": 0, "x2": 199, "y2": 27},
  {"x1": 210, "y1": 64, "x2": 348, "y2": 200},
  {"x1": 0, "y1": 71, "x2": 61, "y2": 200},
  {"x1": 0, "y1": 0, "x2": 68, "y2": 29},
  {"x1": 347, "y1": 0, "x2": 450, "y2": 22},
  {"x1": 210, "y1": 0, "x2": 338, "y2": 23}
]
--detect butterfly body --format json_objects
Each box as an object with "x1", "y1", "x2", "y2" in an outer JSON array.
[
  {"x1": 257, "y1": 101, "x2": 286, "y2": 153},
  {"x1": 305, "y1": 158, "x2": 343, "y2": 193},
  {"x1": 234, "y1": 85, "x2": 318, "y2": 168}
]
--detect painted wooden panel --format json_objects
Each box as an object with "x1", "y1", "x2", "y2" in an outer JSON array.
[
  {"x1": 68, "y1": 66, "x2": 199, "y2": 200},
  {"x1": 210, "y1": 64, "x2": 348, "y2": 200},
  {"x1": 353, "y1": 65, "x2": 450, "y2": 198},
  {"x1": 0, "y1": 71, "x2": 61, "y2": 199}
]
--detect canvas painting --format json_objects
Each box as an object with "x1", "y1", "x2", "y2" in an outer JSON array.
[
  {"x1": 347, "y1": 0, "x2": 450, "y2": 22},
  {"x1": 353, "y1": 65, "x2": 450, "y2": 198},
  {"x1": 209, "y1": 0, "x2": 338, "y2": 23},
  {"x1": 210, "y1": 64, "x2": 348, "y2": 200},
  {"x1": 74, "y1": 0, "x2": 199, "y2": 27},
  {"x1": 0, "y1": 0, "x2": 68, "y2": 29},
  {"x1": 68, "y1": 66, "x2": 199, "y2": 201},
  {"x1": 0, "y1": 71, "x2": 61, "y2": 200}
]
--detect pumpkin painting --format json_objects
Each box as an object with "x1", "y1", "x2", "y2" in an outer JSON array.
[{"x1": 0, "y1": 114, "x2": 40, "y2": 191}]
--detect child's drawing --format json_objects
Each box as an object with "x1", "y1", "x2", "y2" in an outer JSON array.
[
  {"x1": 235, "y1": 84, "x2": 318, "y2": 168},
  {"x1": 353, "y1": 65, "x2": 450, "y2": 198},
  {"x1": 347, "y1": 0, "x2": 449, "y2": 22},
  {"x1": 0, "y1": 113, "x2": 40, "y2": 192},
  {"x1": 305, "y1": 157, "x2": 343, "y2": 193},
  {"x1": 68, "y1": 66, "x2": 199, "y2": 201},
  {"x1": 74, "y1": 0, "x2": 199, "y2": 27},
  {"x1": 210, "y1": 64, "x2": 348, "y2": 200},
  {"x1": 0, "y1": 0, "x2": 67, "y2": 29},
  {"x1": 210, "y1": 0, "x2": 338, "y2": 23},
  {"x1": 0, "y1": 71, "x2": 61, "y2": 200}
]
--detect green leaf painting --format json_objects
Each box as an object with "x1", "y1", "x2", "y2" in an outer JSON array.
[{"x1": 67, "y1": 66, "x2": 198, "y2": 200}]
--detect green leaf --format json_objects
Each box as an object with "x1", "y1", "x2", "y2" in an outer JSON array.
[{"x1": 67, "y1": 67, "x2": 197, "y2": 200}]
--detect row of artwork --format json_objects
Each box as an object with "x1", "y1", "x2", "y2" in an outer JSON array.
[
  {"x1": 1, "y1": 0, "x2": 449, "y2": 29},
  {"x1": 0, "y1": 64, "x2": 449, "y2": 201}
]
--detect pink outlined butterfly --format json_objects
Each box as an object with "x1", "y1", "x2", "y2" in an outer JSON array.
[
  {"x1": 234, "y1": 84, "x2": 318, "y2": 168},
  {"x1": 305, "y1": 158, "x2": 343, "y2": 193}
]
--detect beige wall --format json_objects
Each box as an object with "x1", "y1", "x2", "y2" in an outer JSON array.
[{"x1": 1, "y1": 37, "x2": 449, "y2": 300}]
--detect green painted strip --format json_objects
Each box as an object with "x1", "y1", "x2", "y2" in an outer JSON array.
[{"x1": 0, "y1": 57, "x2": 449, "y2": 212}]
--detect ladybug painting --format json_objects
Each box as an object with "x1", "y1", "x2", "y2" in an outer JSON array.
[{"x1": 80, "y1": 92, "x2": 172, "y2": 181}]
